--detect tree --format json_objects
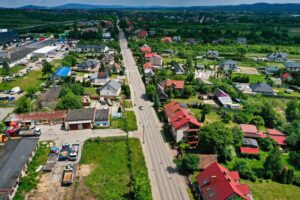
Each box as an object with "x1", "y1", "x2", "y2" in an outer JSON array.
[
  {"x1": 176, "y1": 153, "x2": 199, "y2": 174},
  {"x1": 233, "y1": 160, "x2": 257, "y2": 181},
  {"x1": 251, "y1": 116, "x2": 265, "y2": 127},
  {"x1": 183, "y1": 86, "x2": 193, "y2": 97},
  {"x1": 289, "y1": 151, "x2": 300, "y2": 168},
  {"x1": 260, "y1": 102, "x2": 283, "y2": 128},
  {"x1": 257, "y1": 137, "x2": 276, "y2": 151},
  {"x1": 42, "y1": 61, "x2": 53, "y2": 77},
  {"x1": 264, "y1": 148, "x2": 283, "y2": 180},
  {"x1": 199, "y1": 122, "x2": 234, "y2": 162},
  {"x1": 1, "y1": 60, "x2": 10, "y2": 75},
  {"x1": 121, "y1": 84, "x2": 131, "y2": 99},
  {"x1": 62, "y1": 55, "x2": 77, "y2": 66},
  {"x1": 232, "y1": 126, "x2": 243, "y2": 146},
  {"x1": 15, "y1": 98, "x2": 33, "y2": 114},
  {"x1": 286, "y1": 100, "x2": 300, "y2": 121},
  {"x1": 56, "y1": 92, "x2": 82, "y2": 110},
  {"x1": 145, "y1": 84, "x2": 156, "y2": 101},
  {"x1": 285, "y1": 120, "x2": 300, "y2": 149}
]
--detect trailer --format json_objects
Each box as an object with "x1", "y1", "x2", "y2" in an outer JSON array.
[
  {"x1": 61, "y1": 164, "x2": 76, "y2": 186},
  {"x1": 43, "y1": 153, "x2": 58, "y2": 172},
  {"x1": 69, "y1": 144, "x2": 79, "y2": 161},
  {"x1": 18, "y1": 126, "x2": 41, "y2": 137}
]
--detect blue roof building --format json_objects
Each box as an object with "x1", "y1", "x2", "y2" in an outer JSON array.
[{"x1": 51, "y1": 66, "x2": 71, "y2": 82}]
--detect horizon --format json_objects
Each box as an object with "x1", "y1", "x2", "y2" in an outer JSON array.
[{"x1": 0, "y1": 0, "x2": 300, "y2": 8}]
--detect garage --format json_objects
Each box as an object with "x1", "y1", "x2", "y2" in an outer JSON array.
[
  {"x1": 69, "y1": 124, "x2": 79, "y2": 130},
  {"x1": 82, "y1": 123, "x2": 91, "y2": 129}
]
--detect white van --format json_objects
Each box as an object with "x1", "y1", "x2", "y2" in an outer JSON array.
[{"x1": 10, "y1": 87, "x2": 21, "y2": 95}]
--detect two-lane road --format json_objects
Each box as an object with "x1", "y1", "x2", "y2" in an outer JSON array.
[{"x1": 119, "y1": 30, "x2": 190, "y2": 200}]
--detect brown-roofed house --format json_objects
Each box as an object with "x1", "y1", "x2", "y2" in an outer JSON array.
[
  {"x1": 198, "y1": 154, "x2": 218, "y2": 170},
  {"x1": 39, "y1": 86, "x2": 62, "y2": 109}
]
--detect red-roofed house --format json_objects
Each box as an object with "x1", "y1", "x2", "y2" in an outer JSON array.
[
  {"x1": 145, "y1": 52, "x2": 157, "y2": 60},
  {"x1": 196, "y1": 162, "x2": 253, "y2": 200},
  {"x1": 240, "y1": 147, "x2": 260, "y2": 155},
  {"x1": 143, "y1": 62, "x2": 154, "y2": 70},
  {"x1": 240, "y1": 124, "x2": 267, "y2": 139},
  {"x1": 267, "y1": 129, "x2": 286, "y2": 146},
  {"x1": 160, "y1": 80, "x2": 185, "y2": 92},
  {"x1": 149, "y1": 54, "x2": 163, "y2": 66},
  {"x1": 281, "y1": 72, "x2": 292, "y2": 81},
  {"x1": 164, "y1": 100, "x2": 201, "y2": 144},
  {"x1": 161, "y1": 36, "x2": 172, "y2": 43},
  {"x1": 140, "y1": 44, "x2": 152, "y2": 53},
  {"x1": 137, "y1": 30, "x2": 148, "y2": 39}
]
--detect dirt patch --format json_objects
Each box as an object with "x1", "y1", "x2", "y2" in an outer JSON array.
[
  {"x1": 237, "y1": 67, "x2": 259, "y2": 75},
  {"x1": 77, "y1": 164, "x2": 93, "y2": 177}
]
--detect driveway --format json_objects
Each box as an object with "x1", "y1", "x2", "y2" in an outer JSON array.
[{"x1": 0, "y1": 107, "x2": 14, "y2": 121}]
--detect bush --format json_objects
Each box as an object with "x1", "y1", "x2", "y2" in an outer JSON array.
[
  {"x1": 257, "y1": 138, "x2": 276, "y2": 151},
  {"x1": 289, "y1": 151, "x2": 300, "y2": 168},
  {"x1": 234, "y1": 160, "x2": 257, "y2": 182}
]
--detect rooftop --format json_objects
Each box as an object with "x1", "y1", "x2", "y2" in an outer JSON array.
[
  {"x1": 66, "y1": 108, "x2": 95, "y2": 122},
  {"x1": 33, "y1": 46, "x2": 58, "y2": 54}
]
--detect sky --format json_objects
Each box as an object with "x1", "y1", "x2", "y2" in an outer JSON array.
[{"x1": 0, "y1": 0, "x2": 299, "y2": 8}]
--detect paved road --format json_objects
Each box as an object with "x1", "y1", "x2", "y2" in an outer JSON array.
[{"x1": 119, "y1": 30, "x2": 190, "y2": 200}]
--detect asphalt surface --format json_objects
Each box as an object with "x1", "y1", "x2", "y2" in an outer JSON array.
[{"x1": 119, "y1": 30, "x2": 190, "y2": 200}]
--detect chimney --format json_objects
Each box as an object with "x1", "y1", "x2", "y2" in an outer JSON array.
[{"x1": 210, "y1": 175, "x2": 217, "y2": 184}]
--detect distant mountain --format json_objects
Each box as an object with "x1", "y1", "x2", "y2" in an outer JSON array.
[
  {"x1": 53, "y1": 3, "x2": 128, "y2": 10},
  {"x1": 18, "y1": 5, "x2": 49, "y2": 9},
  {"x1": 14, "y1": 3, "x2": 300, "y2": 12}
]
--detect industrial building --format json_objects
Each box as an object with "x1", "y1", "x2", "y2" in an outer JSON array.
[
  {"x1": 32, "y1": 46, "x2": 59, "y2": 58},
  {"x1": 0, "y1": 29, "x2": 19, "y2": 45}
]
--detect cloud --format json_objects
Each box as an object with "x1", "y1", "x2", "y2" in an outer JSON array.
[{"x1": 0, "y1": 0, "x2": 299, "y2": 8}]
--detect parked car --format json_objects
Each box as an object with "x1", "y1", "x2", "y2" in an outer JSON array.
[
  {"x1": 69, "y1": 144, "x2": 80, "y2": 161},
  {"x1": 10, "y1": 87, "x2": 21, "y2": 95},
  {"x1": 0, "y1": 96, "x2": 9, "y2": 101},
  {"x1": 3, "y1": 90, "x2": 10, "y2": 94}
]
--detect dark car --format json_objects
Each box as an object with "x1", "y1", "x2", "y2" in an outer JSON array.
[{"x1": 0, "y1": 96, "x2": 9, "y2": 101}]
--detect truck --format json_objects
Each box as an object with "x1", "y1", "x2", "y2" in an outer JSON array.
[
  {"x1": 18, "y1": 126, "x2": 41, "y2": 137},
  {"x1": 69, "y1": 144, "x2": 79, "y2": 161},
  {"x1": 61, "y1": 164, "x2": 76, "y2": 186},
  {"x1": 43, "y1": 147, "x2": 59, "y2": 172}
]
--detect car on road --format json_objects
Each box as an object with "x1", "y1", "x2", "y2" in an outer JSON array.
[{"x1": 139, "y1": 106, "x2": 144, "y2": 110}]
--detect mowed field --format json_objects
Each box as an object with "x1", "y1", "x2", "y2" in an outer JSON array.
[{"x1": 78, "y1": 137, "x2": 151, "y2": 200}]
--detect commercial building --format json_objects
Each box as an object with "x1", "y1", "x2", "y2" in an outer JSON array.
[
  {"x1": 64, "y1": 108, "x2": 96, "y2": 130},
  {"x1": 0, "y1": 29, "x2": 19, "y2": 45},
  {"x1": 32, "y1": 46, "x2": 59, "y2": 58}
]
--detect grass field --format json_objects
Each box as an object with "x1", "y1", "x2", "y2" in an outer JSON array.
[
  {"x1": 14, "y1": 142, "x2": 49, "y2": 200},
  {"x1": 242, "y1": 179, "x2": 300, "y2": 200},
  {"x1": 110, "y1": 111, "x2": 138, "y2": 132},
  {"x1": 124, "y1": 100, "x2": 133, "y2": 108},
  {"x1": 231, "y1": 73, "x2": 267, "y2": 83},
  {"x1": 0, "y1": 65, "x2": 26, "y2": 76},
  {"x1": 84, "y1": 87, "x2": 97, "y2": 96},
  {"x1": 0, "y1": 70, "x2": 45, "y2": 91},
  {"x1": 80, "y1": 137, "x2": 151, "y2": 200}
]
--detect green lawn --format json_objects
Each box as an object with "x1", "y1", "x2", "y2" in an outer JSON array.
[
  {"x1": 273, "y1": 88, "x2": 300, "y2": 97},
  {"x1": 80, "y1": 137, "x2": 151, "y2": 200},
  {"x1": 124, "y1": 100, "x2": 133, "y2": 108},
  {"x1": 231, "y1": 73, "x2": 267, "y2": 83},
  {"x1": 84, "y1": 87, "x2": 97, "y2": 96},
  {"x1": 173, "y1": 95, "x2": 201, "y2": 104},
  {"x1": 189, "y1": 108, "x2": 223, "y2": 124},
  {"x1": 242, "y1": 179, "x2": 300, "y2": 200},
  {"x1": 0, "y1": 65, "x2": 26, "y2": 76},
  {"x1": 125, "y1": 111, "x2": 138, "y2": 131},
  {"x1": 0, "y1": 70, "x2": 46, "y2": 91},
  {"x1": 14, "y1": 142, "x2": 49, "y2": 200}
]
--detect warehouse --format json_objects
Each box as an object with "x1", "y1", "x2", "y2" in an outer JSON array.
[
  {"x1": 0, "y1": 138, "x2": 39, "y2": 200},
  {"x1": 32, "y1": 46, "x2": 58, "y2": 58},
  {"x1": 64, "y1": 108, "x2": 96, "y2": 130}
]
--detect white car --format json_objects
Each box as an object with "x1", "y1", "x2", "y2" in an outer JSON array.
[{"x1": 139, "y1": 106, "x2": 144, "y2": 110}]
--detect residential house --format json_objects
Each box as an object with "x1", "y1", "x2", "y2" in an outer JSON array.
[
  {"x1": 172, "y1": 36, "x2": 181, "y2": 42},
  {"x1": 149, "y1": 54, "x2": 163, "y2": 67},
  {"x1": 196, "y1": 162, "x2": 253, "y2": 200},
  {"x1": 157, "y1": 84, "x2": 168, "y2": 101},
  {"x1": 65, "y1": 108, "x2": 96, "y2": 130},
  {"x1": 262, "y1": 66, "x2": 279, "y2": 75},
  {"x1": 39, "y1": 86, "x2": 62, "y2": 109},
  {"x1": 90, "y1": 71, "x2": 109, "y2": 85},
  {"x1": 284, "y1": 62, "x2": 300, "y2": 71},
  {"x1": 240, "y1": 124, "x2": 267, "y2": 139},
  {"x1": 144, "y1": 52, "x2": 157, "y2": 61},
  {"x1": 137, "y1": 30, "x2": 148, "y2": 39},
  {"x1": 267, "y1": 53, "x2": 287, "y2": 62},
  {"x1": 140, "y1": 44, "x2": 152, "y2": 53},
  {"x1": 50, "y1": 66, "x2": 71, "y2": 83},
  {"x1": 102, "y1": 32, "x2": 111, "y2": 40},
  {"x1": 143, "y1": 62, "x2": 154, "y2": 70},
  {"x1": 94, "y1": 109, "x2": 110, "y2": 127},
  {"x1": 220, "y1": 60, "x2": 238, "y2": 71},
  {"x1": 281, "y1": 72, "x2": 292, "y2": 81},
  {"x1": 160, "y1": 80, "x2": 185, "y2": 93},
  {"x1": 144, "y1": 68, "x2": 155, "y2": 84},
  {"x1": 236, "y1": 37, "x2": 247, "y2": 44},
  {"x1": 102, "y1": 53, "x2": 114, "y2": 65},
  {"x1": 164, "y1": 100, "x2": 201, "y2": 144},
  {"x1": 240, "y1": 138, "x2": 260, "y2": 155},
  {"x1": 267, "y1": 129, "x2": 286, "y2": 146},
  {"x1": 213, "y1": 88, "x2": 239, "y2": 108},
  {"x1": 108, "y1": 63, "x2": 122, "y2": 74},
  {"x1": 161, "y1": 37, "x2": 172, "y2": 43},
  {"x1": 186, "y1": 38, "x2": 196, "y2": 45},
  {"x1": 76, "y1": 44, "x2": 109, "y2": 53},
  {"x1": 98, "y1": 80, "x2": 121, "y2": 97},
  {"x1": 206, "y1": 50, "x2": 219, "y2": 59},
  {"x1": 77, "y1": 59, "x2": 98, "y2": 71},
  {"x1": 270, "y1": 77, "x2": 282, "y2": 86},
  {"x1": 250, "y1": 82, "x2": 274, "y2": 95},
  {"x1": 172, "y1": 63, "x2": 185, "y2": 75}
]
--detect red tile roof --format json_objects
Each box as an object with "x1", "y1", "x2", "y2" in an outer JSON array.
[
  {"x1": 161, "y1": 80, "x2": 185, "y2": 89},
  {"x1": 143, "y1": 62, "x2": 154, "y2": 69},
  {"x1": 269, "y1": 135, "x2": 286, "y2": 145},
  {"x1": 240, "y1": 147, "x2": 260, "y2": 154},
  {"x1": 161, "y1": 36, "x2": 172, "y2": 43},
  {"x1": 137, "y1": 30, "x2": 148, "y2": 38},
  {"x1": 169, "y1": 107, "x2": 201, "y2": 130},
  {"x1": 163, "y1": 100, "x2": 182, "y2": 117},
  {"x1": 145, "y1": 52, "x2": 157, "y2": 58},
  {"x1": 11, "y1": 111, "x2": 67, "y2": 121},
  {"x1": 196, "y1": 162, "x2": 252, "y2": 200},
  {"x1": 281, "y1": 72, "x2": 291, "y2": 79},
  {"x1": 140, "y1": 45, "x2": 152, "y2": 53},
  {"x1": 267, "y1": 129, "x2": 284, "y2": 136},
  {"x1": 240, "y1": 124, "x2": 257, "y2": 134}
]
